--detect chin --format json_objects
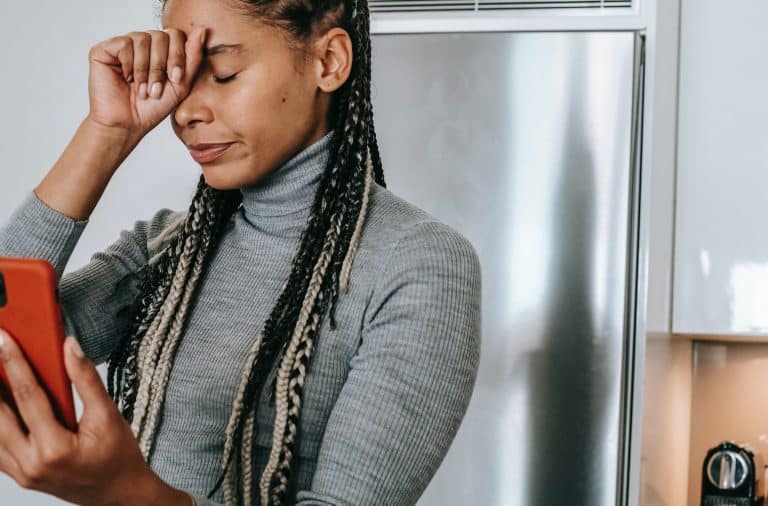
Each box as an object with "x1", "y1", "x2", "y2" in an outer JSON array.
[{"x1": 200, "y1": 169, "x2": 245, "y2": 191}]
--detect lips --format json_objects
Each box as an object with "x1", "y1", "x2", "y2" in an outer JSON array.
[{"x1": 188, "y1": 142, "x2": 234, "y2": 163}]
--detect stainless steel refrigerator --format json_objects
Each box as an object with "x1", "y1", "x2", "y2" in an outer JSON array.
[{"x1": 370, "y1": 31, "x2": 644, "y2": 505}]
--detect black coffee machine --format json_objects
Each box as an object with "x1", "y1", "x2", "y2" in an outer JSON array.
[{"x1": 702, "y1": 441, "x2": 765, "y2": 506}]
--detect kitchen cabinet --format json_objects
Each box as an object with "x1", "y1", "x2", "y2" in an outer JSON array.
[{"x1": 673, "y1": 0, "x2": 768, "y2": 335}]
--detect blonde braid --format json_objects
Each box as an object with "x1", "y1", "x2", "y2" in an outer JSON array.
[
  {"x1": 131, "y1": 210, "x2": 203, "y2": 443},
  {"x1": 240, "y1": 410, "x2": 257, "y2": 505},
  {"x1": 221, "y1": 331, "x2": 265, "y2": 503},
  {"x1": 271, "y1": 310, "x2": 320, "y2": 499},
  {"x1": 339, "y1": 149, "x2": 374, "y2": 294},
  {"x1": 139, "y1": 193, "x2": 219, "y2": 455},
  {"x1": 260, "y1": 211, "x2": 343, "y2": 503},
  {"x1": 140, "y1": 232, "x2": 210, "y2": 456}
]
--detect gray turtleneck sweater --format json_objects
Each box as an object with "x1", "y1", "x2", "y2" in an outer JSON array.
[{"x1": 0, "y1": 131, "x2": 482, "y2": 506}]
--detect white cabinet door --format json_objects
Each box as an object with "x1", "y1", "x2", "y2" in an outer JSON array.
[{"x1": 674, "y1": 0, "x2": 768, "y2": 335}]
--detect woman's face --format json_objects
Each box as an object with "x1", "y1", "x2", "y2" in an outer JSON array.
[{"x1": 162, "y1": 0, "x2": 330, "y2": 190}]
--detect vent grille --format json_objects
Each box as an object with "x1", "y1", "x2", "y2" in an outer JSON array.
[
  {"x1": 370, "y1": 0, "x2": 632, "y2": 13},
  {"x1": 371, "y1": 1, "x2": 475, "y2": 11},
  {"x1": 479, "y1": 0, "x2": 630, "y2": 9}
]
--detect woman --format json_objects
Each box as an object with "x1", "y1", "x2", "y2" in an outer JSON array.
[{"x1": 0, "y1": 0, "x2": 481, "y2": 504}]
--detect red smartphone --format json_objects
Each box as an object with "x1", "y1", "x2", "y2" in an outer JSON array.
[{"x1": 0, "y1": 256, "x2": 77, "y2": 432}]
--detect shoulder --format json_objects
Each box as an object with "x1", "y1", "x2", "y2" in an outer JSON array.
[
  {"x1": 365, "y1": 182, "x2": 480, "y2": 264},
  {"x1": 360, "y1": 183, "x2": 482, "y2": 353},
  {"x1": 363, "y1": 182, "x2": 482, "y2": 291},
  {"x1": 143, "y1": 208, "x2": 187, "y2": 243},
  {"x1": 145, "y1": 208, "x2": 187, "y2": 260},
  {"x1": 114, "y1": 207, "x2": 187, "y2": 262}
]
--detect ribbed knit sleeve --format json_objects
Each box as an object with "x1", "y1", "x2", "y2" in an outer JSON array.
[
  {"x1": 293, "y1": 220, "x2": 483, "y2": 506},
  {"x1": 0, "y1": 191, "x2": 89, "y2": 281},
  {"x1": 0, "y1": 190, "x2": 186, "y2": 364}
]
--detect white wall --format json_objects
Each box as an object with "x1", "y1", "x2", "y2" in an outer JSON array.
[{"x1": 0, "y1": 2, "x2": 199, "y2": 503}]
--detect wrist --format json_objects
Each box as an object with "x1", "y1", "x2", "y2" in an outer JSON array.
[
  {"x1": 81, "y1": 115, "x2": 142, "y2": 162},
  {"x1": 146, "y1": 475, "x2": 193, "y2": 506},
  {"x1": 119, "y1": 469, "x2": 192, "y2": 506}
]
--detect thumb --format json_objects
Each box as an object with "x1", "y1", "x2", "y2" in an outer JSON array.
[{"x1": 63, "y1": 336, "x2": 112, "y2": 413}]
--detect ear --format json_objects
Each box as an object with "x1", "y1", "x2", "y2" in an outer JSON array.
[{"x1": 313, "y1": 27, "x2": 353, "y2": 93}]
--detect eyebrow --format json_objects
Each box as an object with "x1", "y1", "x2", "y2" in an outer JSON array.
[{"x1": 203, "y1": 43, "x2": 244, "y2": 57}]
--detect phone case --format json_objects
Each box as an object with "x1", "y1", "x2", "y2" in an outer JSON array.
[{"x1": 0, "y1": 257, "x2": 77, "y2": 431}]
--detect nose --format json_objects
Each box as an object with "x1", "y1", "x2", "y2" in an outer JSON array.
[{"x1": 173, "y1": 83, "x2": 214, "y2": 127}]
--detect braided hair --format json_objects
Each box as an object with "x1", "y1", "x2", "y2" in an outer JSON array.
[{"x1": 105, "y1": 1, "x2": 385, "y2": 504}]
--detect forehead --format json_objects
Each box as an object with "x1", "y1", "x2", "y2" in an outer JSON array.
[{"x1": 161, "y1": 0, "x2": 252, "y2": 40}]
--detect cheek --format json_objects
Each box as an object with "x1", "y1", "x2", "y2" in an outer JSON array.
[
  {"x1": 278, "y1": 76, "x2": 318, "y2": 118},
  {"x1": 259, "y1": 57, "x2": 314, "y2": 104},
  {"x1": 237, "y1": 67, "x2": 301, "y2": 112},
  {"x1": 219, "y1": 61, "x2": 315, "y2": 137}
]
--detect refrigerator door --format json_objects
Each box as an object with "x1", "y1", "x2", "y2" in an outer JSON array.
[{"x1": 370, "y1": 31, "x2": 639, "y2": 505}]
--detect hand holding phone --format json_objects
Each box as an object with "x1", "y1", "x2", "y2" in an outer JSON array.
[
  {"x1": 0, "y1": 257, "x2": 77, "y2": 431},
  {"x1": 0, "y1": 321, "x2": 185, "y2": 505}
]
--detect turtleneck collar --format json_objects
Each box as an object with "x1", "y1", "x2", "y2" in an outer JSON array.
[{"x1": 239, "y1": 130, "x2": 334, "y2": 225}]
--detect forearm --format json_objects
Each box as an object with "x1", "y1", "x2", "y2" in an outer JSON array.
[{"x1": 34, "y1": 116, "x2": 140, "y2": 221}]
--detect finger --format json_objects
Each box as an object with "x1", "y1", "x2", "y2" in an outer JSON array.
[
  {"x1": 184, "y1": 26, "x2": 207, "y2": 89},
  {"x1": 89, "y1": 36, "x2": 135, "y2": 83},
  {"x1": 0, "y1": 390, "x2": 29, "y2": 458},
  {"x1": 63, "y1": 337, "x2": 114, "y2": 420},
  {"x1": 162, "y1": 28, "x2": 186, "y2": 85},
  {"x1": 0, "y1": 445, "x2": 22, "y2": 485},
  {"x1": 128, "y1": 31, "x2": 152, "y2": 99},
  {"x1": 146, "y1": 30, "x2": 170, "y2": 100},
  {"x1": 0, "y1": 330, "x2": 63, "y2": 441}
]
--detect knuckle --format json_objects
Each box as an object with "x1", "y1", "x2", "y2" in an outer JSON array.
[
  {"x1": 133, "y1": 32, "x2": 151, "y2": 48},
  {"x1": 148, "y1": 70, "x2": 167, "y2": 83},
  {"x1": 16, "y1": 473, "x2": 33, "y2": 489},
  {"x1": 163, "y1": 27, "x2": 183, "y2": 38},
  {"x1": 12, "y1": 382, "x2": 35, "y2": 403},
  {"x1": 19, "y1": 461, "x2": 44, "y2": 487},
  {"x1": 39, "y1": 444, "x2": 69, "y2": 467}
]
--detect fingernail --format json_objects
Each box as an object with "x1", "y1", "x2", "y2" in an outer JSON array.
[
  {"x1": 199, "y1": 28, "x2": 206, "y2": 46},
  {"x1": 139, "y1": 82, "x2": 148, "y2": 99},
  {"x1": 171, "y1": 66, "x2": 182, "y2": 84},
  {"x1": 68, "y1": 337, "x2": 84, "y2": 359},
  {"x1": 0, "y1": 329, "x2": 6, "y2": 349},
  {"x1": 150, "y1": 82, "x2": 162, "y2": 99}
]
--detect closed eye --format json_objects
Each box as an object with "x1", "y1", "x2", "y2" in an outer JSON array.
[{"x1": 214, "y1": 73, "x2": 238, "y2": 84}]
